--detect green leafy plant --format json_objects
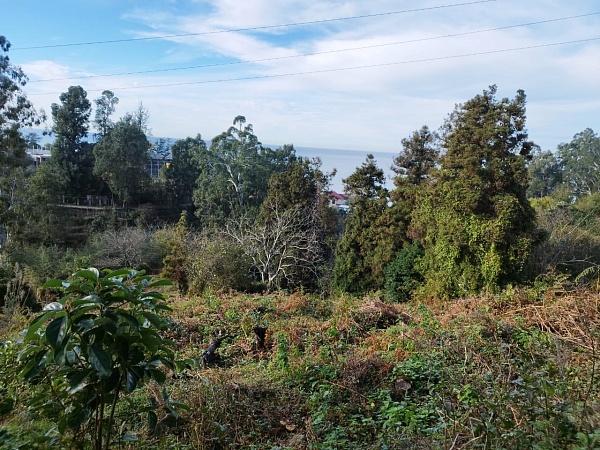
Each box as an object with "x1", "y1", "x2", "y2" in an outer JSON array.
[
  {"x1": 384, "y1": 242, "x2": 423, "y2": 302},
  {"x1": 18, "y1": 268, "x2": 182, "y2": 450}
]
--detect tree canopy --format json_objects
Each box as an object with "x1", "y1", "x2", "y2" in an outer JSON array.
[
  {"x1": 193, "y1": 116, "x2": 296, "y2": 227},
  {"x1": 413, "y1": 86, "x2": 539, "y2": 297},
  {"x1": 558, "y1": 128, "x2": 600, "y2": 200},
  {"x1": 93, "y1": 113, "x2": 150, "y2": 205},
  {"x1": 49, "y1": 85, "x2": 93, "y2": 196},
  {"x1": 333, "y1": 154, "x2": 391, "y2": 293}
]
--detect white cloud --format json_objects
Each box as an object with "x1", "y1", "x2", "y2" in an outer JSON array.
[
  {"x1": 21, "y1": 60, "x2": 72, "y2": 80},
  {"x1": 16, "y1": 0, "x2": 600, "y2": 156}
]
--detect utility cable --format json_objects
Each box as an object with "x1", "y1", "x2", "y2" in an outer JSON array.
[
  {"x1": 13, "y1": 0, "x2": 496, "y2": 50},
  {"x1": 27, "y1": 12, "x2": 600, "y2": 84},
  {"x1": 27, "y1": 36, "x2": 600, "y2": 96}
]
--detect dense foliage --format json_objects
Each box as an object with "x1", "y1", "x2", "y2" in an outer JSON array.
[
  {"x1": 17, "y1": 268, "x2": 183, "y2": 450},
  {"x1": 1, "y1": 32, "x2": 600, "y2": 448},
  {"x1": 413, "y1": 86, "x2": 540, "y2": 297},
  {"x1": 2, "y1": 284, "x2": 599, "y2": 449}
]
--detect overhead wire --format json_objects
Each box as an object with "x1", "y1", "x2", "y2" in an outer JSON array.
[
  {"x1": 26, "y1": 12, "x2": 600, "y2": 84},
  {"x1": 27, "y1": 37, "x2": 600, "y2": 97},
  {"x1": 13, "y1": 0, "x2": 496, "y2": 50}
]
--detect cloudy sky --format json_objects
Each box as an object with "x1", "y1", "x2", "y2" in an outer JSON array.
[{"x1": 4, "y1": 0, "x2": 600, "y2": 157}]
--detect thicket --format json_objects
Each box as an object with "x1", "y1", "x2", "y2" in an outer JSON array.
[{"x1": 1, "y1": 283, "x2": 599, "y2": 449}]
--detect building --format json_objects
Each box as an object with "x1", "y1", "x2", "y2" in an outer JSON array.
[{"x1": 327, "y1": 191, "x2": 348, "y2": 210}]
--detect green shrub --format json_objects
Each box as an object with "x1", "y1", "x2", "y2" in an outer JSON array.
[
  {"x1": 186, "y1": 235, "x2": 253, "y2": 294},
  {"x1": 7, "y1": 244, "x2": 84, "y2": 296},
  {"x1": 18, "y1": 268, "x2": 187, "y2": 450},
  {"x1": 384, "y1": 242, "x2": 423, "y2": 302}
]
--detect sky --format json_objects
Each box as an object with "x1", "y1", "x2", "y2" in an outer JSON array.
[{"x1": 2, "y1": 0, "x2": 600, "y2": 186}]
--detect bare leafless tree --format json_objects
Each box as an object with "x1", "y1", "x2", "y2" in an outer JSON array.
[
  {"x1": 225, "y1": 202, "x2": 323, "y2": 291},
  {"x1": 91, "y1": 227, "x2": 164, "y2": 270}
]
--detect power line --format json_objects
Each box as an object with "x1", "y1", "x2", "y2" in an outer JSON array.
[
  {"x1": 13, "y1": 0, "x2": 496, "y2": 50},
  {"x1": 27, "y1": 12, "x2": 600, "y2": 84},
  {"x1": 27, "y1": 36, "x2": 600, "y2": 97}
]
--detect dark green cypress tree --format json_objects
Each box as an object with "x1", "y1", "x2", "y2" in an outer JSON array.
[
  {"x1": 333, "y1": 155, "x2": 391, "y2": 293},
  {"x1": 413, "y1": 86, "x2": 540, "y2": 298}
]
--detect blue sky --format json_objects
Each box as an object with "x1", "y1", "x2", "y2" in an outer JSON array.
[{"x1": 3, "y1": 0, "x2": 600, "y2": 159}]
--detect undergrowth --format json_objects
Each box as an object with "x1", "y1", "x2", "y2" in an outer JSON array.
[{"x1": 1, "y1": 286, "x2": 599, "y2": 449}]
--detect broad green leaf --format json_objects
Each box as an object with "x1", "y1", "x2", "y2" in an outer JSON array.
[
  {"x1": 149, "y1": 368, "x2": 166, "y2": 384},
  {"x1": 41, "y1": 279, "x2": 63, "y2": 289},
  {"x1": 165, "y1": 403, "x2": 181, "y2": 419},
  {"x1": 74, "y1": 268, "x2": 100, "y2": 281},
  {"x1": 128, "y1": 347, "x2": 145, "y2": 365},
  {"x1": 66, "y1": 281, "x2": 94, "y2": 294},
  {"x1": 66, "y1": 346, "x2": 82, "y2": 366},
  {"x1": 71, "y1": 296, "x2": 101, "y2": 308},
  {"x1": 90, "y1": 317, "x2": 117, "y2": 335},
  {"x1": 25, "y1": 310, "x2": 58, "y2": 341},
  {"x1": 147, "y1": 411, "x2": 158, "y2": 432},
  {"x1": 169, "y1": 400, "x2": 190, "y2": 411},
  {"x1": 42, "y1": 302, "x2": 63, "y2": 312},
  {"x1": 148, "y1": 356, "x2": 162, "y2": 367},
  {"x1": 147, "y1": 279, "x2": 173, "y2": 288},
  {"x1": 52, "y1": 336, "x2": 70, "y2": 365},
  {"x1": 139, "y1": 329, "x2": 161, "y2": 353},
  {"x1": 21, "y1": 349, "x2": 49, "y2": 381},
  {"x1": 71, "y1": 309, "x2": 99, "y2": 326},
  {"x1": 159, "y1": 358, "x2": 176, "y2": 371},
  {"x1": 66, "y1": 407, "x2": 90, "y2": 429},
  {"x1": 17, "y1": 344, "x2": 42, "y2": 362},
  {"x1": 126, "y1": 367, "x2": 143, "y2": 393},
  {"x1": 104, "y1": 370, "x2": 121, "y2": 393},
  {"x1": 116, "y1": 311, "x2": 140, "y2": 330},
  {"x1": 88, "y1": 346, "x2": 112, "y2": 378},
  {"x1": 46, "y1": 316, "x2": 68, "y2": 349},
  {"x1": 154, "y1": 304, "x2": 173, "y2": 313},
  {"x1": 106, "y1": 268, "x2": 133, "y2": 278},
  {"x1": 141, "y1": 312, "x2": 163, "y2": 329},
  {"x1": 67, "y1": 369, "x2": 91, "y2": 394}
]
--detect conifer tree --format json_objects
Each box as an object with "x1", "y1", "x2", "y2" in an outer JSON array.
[
  {"x1": 413, "y1": 86, "x2": 539, "y2": 297},
  {"x1": 333, "y1": 155, "x2": 391, "y2": 293}
]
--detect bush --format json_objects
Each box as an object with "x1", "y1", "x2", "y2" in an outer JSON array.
[
  {"x1": 384, "y1": 242, "x2": 423, "y2": 302},
  {"x1": 89, "y1": 227, "x2": 167, "y2": 272},
  {"x1": 186, "y1": 235, "x2": 253, "y2": 294},
  {"x1": 18, "y1": 268, "x2": 186, "y2": 450},
  {"x1": 7, "y1": 244, "x2": 85, "y2": 295}
]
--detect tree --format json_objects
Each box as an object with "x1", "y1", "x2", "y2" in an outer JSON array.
[
  {"x1": 0, "y1": 36, "x2": 45, "y2": 248},
  {"x1": 256, "y1": 157, "x2": 339, "y2": 290},
  {"x1": 333, "y1": 155, "x2": 392, "y2": 293},
  {"x1": 50, "y1": 85, "x2": 93, "y2": 196},
  {"x1": 0, "y1": 36, "x2": 44, "y2": 164},
  {"x1": 527, "y1": 147, "x2": 562, "y2": 198},
  {"x1": 93, "y1": 90, "x2": 119, "y2": 138},
  {"x1": 160, "y1": 211, "x2": 190, "y2": 293},
  {"x1": 557, "y1": 128, "x2": 600, "y2": 199},
  {"x1": 93, "y1": 113, "x2": 150, "y2": 205},
  {"x1": 387, "y1": 125, "x2": 440, "y2": 243},
  {"x1": 132, "y1": 102, "x2": 151, "y2": 135},
  {"x1": 413, "y1": 86, "x2": 539, "y2": 297},
  {"x1": 163, "y1": 135, "x2": 206, "y2": 209},
  {"x1": 227, "y1": 203, "x2": 324, "y2": 291},
  {"x1": 193, "y1": 116, "x2": 295, "y2": 227},
  {"x1": 392, "y1": 125, "x2": 439, "y2": 188}
]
